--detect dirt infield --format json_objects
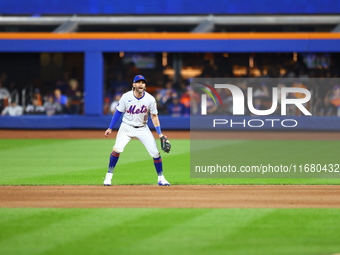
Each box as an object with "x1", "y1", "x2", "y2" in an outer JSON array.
[
  {"x1": 1, "y1": 185, "x2": 340, "y2": 208},
  {"x1": 1, "y1": 129, "x2": 339, "y2": 208}
]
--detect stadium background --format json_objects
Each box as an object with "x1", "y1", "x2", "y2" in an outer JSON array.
[
  {"x1": 1, "y1": 1, "x2": 340, "y2": 255},
  {"x1": 1, "y1": 0, "x2": 340, "y2": 129}
]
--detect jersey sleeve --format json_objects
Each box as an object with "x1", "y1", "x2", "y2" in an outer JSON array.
[
  {"x1": 1, "y1": 107, "x2": 9, "y2": 115},
  {"x1": 150, "y1": 96, "x2": 158, "y2": 115},
  {"x1": 116, "y1": 94, "x2": 126, "y2": 112}
]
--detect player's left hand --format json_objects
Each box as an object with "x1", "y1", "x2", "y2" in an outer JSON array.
[
  {"x1": 104, "y1": 128, "x2": 112, "y2": 137},
  {"x1": 160, "y1": 135, "x2": 171, "y2": 153}
]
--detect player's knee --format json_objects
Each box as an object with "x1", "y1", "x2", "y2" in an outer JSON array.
[
  {"x1": 113, "y1": 147, "x2": 123, "y2": 153},
  {"x1": 150, "y1": 151, "x2": 160, "y2": 158}
]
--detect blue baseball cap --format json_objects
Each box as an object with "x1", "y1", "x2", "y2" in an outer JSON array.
[{"x1": 133, "y1": 75, "x2": 146, "y2": 83}]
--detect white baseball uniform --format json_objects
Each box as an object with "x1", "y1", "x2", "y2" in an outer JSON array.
[{"x1": 113, "y1": 90, "x2": 160, "y2": 158}]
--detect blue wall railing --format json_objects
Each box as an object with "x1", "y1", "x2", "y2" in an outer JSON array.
[{"x1": 1, "y1": 115, "x2": 340, "y2": 131}]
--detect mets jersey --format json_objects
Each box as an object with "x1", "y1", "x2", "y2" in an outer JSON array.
[{"x1": 116, "y1": 90, "x2": 158, "y2": 127}]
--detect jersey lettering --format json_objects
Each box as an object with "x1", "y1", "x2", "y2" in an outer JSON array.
[{"x1": 127, "y1": 105, "x2": 148, "y2": 114}]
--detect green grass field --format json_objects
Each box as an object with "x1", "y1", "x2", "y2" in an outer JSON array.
[
  {"x1": 0, "y1": 138, "x2": 339, "y2": 255},
  {"x1": 1, "y1": 207, "x2": 340, "y2": 255},
  {"x1": 1, "y1": 139, "x2": 340, "y2": 185}
]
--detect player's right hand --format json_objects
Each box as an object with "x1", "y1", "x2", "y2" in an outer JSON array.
[{"x1": 104, "y1": 128, "x2": 112, "y2": 137}]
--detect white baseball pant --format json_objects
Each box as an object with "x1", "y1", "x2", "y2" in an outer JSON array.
[{"x1": 113, "y1": 122, "x2": 160, "y2": 158}]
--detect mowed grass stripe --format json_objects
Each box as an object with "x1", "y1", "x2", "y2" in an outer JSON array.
[
  {"x1": 192, "y1": 139, "x2": 339, "y2": 167},
  {"x1": 0, "y1": 139, "x2": 66, "y2": 151},
  {"x1": 222, "y1": 208, "x2": 340, "y2": 255},
  {"x1": 44, "y1": 209, "x2": 209, "y2": 255},
  {"x1": 120, "y1": 208, "x2": 274, "y2": 255},
  {"x1": 0, "y1": 140, "x2": 189, "y2": 185},
  {"x1": 0, "y1": 208, "x2": 154, "y2": 255},
  {"x1": 0, "y1": 139, "x2": 187, "y2": 185},
  {"x1": 1, "y1": 139, "x2": 340, "y2": 185},
  {"x1": 190, "y1": 139, "x2": 340, "y2": 184},
  {"x1": 0, "y1": 140, "x2": 109, "y2": 181},
  {"x1": 0, "y1": 208, "x2": 340, "y2": 255}
]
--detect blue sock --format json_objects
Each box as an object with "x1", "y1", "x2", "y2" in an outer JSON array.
[
  {"x1": 153, "y1": 156, "x2": 163, "y2": 176},
  {"x1": 108, "y1": 151, "x2": 120, "y2": 173}
]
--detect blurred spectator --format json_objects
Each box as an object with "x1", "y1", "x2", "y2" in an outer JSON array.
[
  {"x1": 177, "y1": 80, "x2": 189, "y2": 95},
  {"x1": 205, "y1": 93, "x2": 218, "y2": 115},
  {"x1": 0, "y1": 82, "x2": 10, "y2": 100},
  {"x1": 179, "y1": 85, "x2": 192, "y2": 109},
  {"x1": 167, "y1": 96, "x2": 186, "y2": 117},
  {"x1": 65, "y1": 79, "x2": 83, "y2": 114},
  {"x1": 0, "y1": 72, "x2": 9, "y2": 88},
  {"x1": 298, "y1": 69, "x2": 310, "y2": 83},
  {"x1": 0, "y1": 82, "x2": 11, "y2": 112},
  {"x1": 1, "y1": 101, "x2": 23, "y2": 116},
  {"x1": 156, "y1": 82, "x2": 178, "y2": 104},
  {"x1": 33, "y1": 88, "x2": 43, "y2": 106},
  {"x1": 180, "y1": 86, "x2": 200, "y2": 116},
  {"x1": 108, "y1": 74, "x2": 129, "y2": 96},
  {"x1": 250, "y1": 98, "x2": 266, "y2": 116},
  {"x1": 103, "y1": 96, "x2": 111, "y2": 115},
  {"x1": 43, "y1": 94, "x2": 62, "y2": 116},
  {"x1": 7, "y1": 81, "x2": 18, "y2": 94},
  {"x1": 110, "y1": 93, "x2": 122, "y2": 115},
  {"x1": 54, "y1": 89, "x2": 68, "y2": 113},
  {"x1": 316, "y1": 94, "x2": 337, "y2": 116},
  {"x1": 252, "y1": 82, "x2": 269, "y2": 98},
  {"x1": 215, "y1": 87, "x2": 232, "y2": 115},
  {"x1": 288, "y1": 81, "x2": 309, "y2": 116},
  {"x1": 330, "y1": 85, "x2": 340, "y2": 117},
  {"x1": 25, "y1": 97, "x2": 45, "y2": 115},
  {"x1": 55, "y1": 72, "x2": 70, "y2": 94},
  {"x1": 236, "y1": 80, "x2": 248, "y2": 94},
  {"x1": 292, "y1": 82, "x2": 308, "y2": 99},
  {"x1": 156, "y1": 81, "x2": 178, "y2": 113},
  {"x1": 190, "y1": 94, "x2": 200, "y2": 116}
]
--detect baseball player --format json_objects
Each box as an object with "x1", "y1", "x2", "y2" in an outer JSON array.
[{"x1": 103, "y1": 74, "x2": 171, "y2": 186}]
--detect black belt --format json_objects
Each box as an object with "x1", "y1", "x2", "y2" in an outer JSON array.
[{"x1": 123, "y1": 122, "x2": 145, "y2": 128}]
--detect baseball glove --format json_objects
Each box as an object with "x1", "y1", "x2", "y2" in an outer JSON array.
[{"x1": 160, "y1": 136, "x2": 171, "y2": 153}]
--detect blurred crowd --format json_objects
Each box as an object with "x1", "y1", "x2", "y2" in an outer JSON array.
[
  {"x1": 0, "y1": 72, "x2": 83, "y2": 116},
  {"x1": 1, "y1": 53, "x2": 340, "y2": 117},
  {"x1": 103, "y1": 58, "x2": 340, "y2": 117}
]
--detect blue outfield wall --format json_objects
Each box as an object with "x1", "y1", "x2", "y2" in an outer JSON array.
[
  {"x1": 0, "y1": 115, "x2": 190, "y2": 130},
  {"x1": 1, "y1": 39, "x2": 340, "y2": 53},
  {"x1": 0, "y1": 115, "x2": 340, "y2": 131},
  {"x1": 191, "y1": 116, "x2": 340, "y2": 131},
  {"x1": 0, "y1": 0, "x2": 339, "y2": 14}
]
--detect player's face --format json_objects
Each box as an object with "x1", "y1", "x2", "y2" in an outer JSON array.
[{"x1": 133, "y1": 80, "x2": 146, "y2": 94}]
